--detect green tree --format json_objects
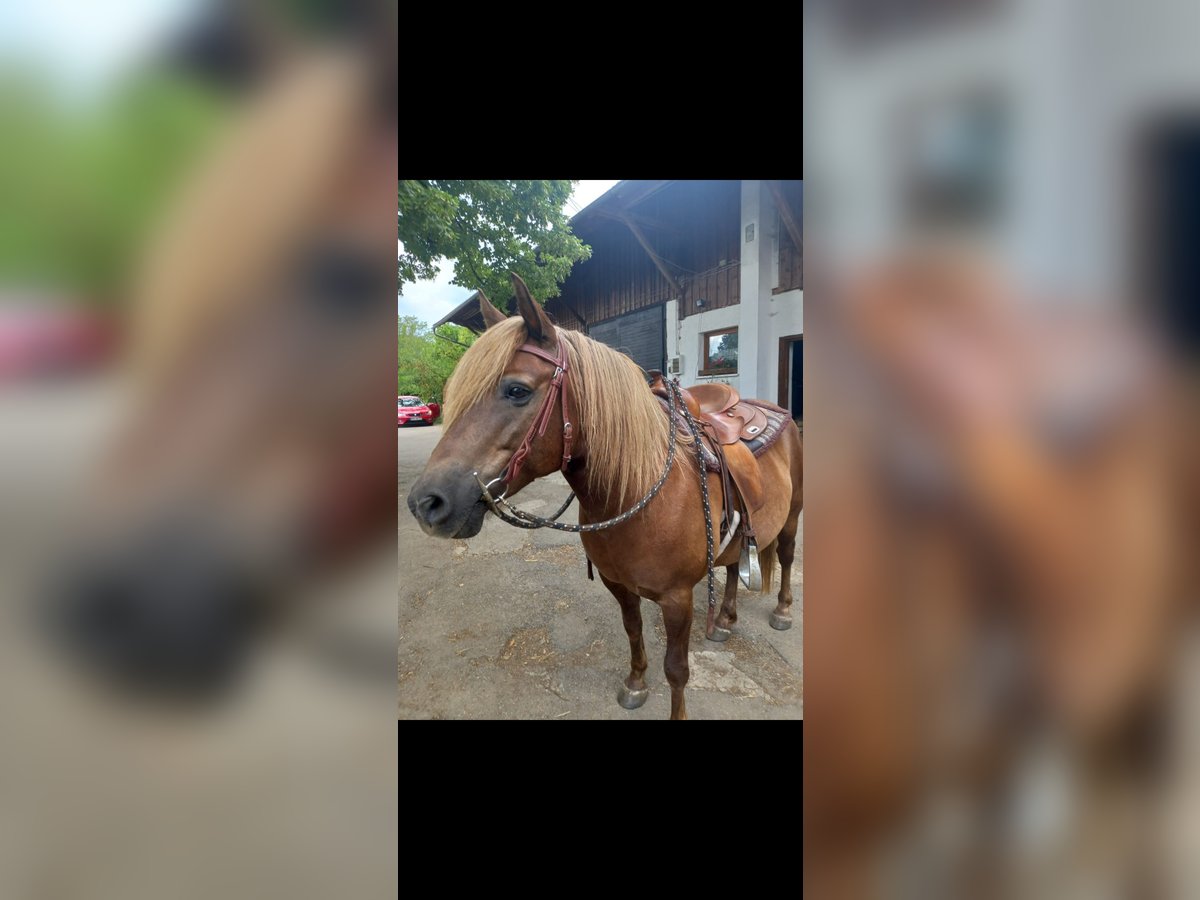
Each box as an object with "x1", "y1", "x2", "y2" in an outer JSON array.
[
  {"x1": 0, "y1": 67, "x2": 228, "y2": 304},
  {"x1": 397, "y1": 180, "x2": 591, "y2": 307},
  {"x1": 397, "y1": 316, "x2": 476, "y2": 406}
]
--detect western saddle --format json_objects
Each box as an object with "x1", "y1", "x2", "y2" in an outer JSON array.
[{"x1": 647, "y1": 373, "x2": 766, "y2": 556}]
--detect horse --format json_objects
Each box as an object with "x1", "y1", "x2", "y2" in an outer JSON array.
[
  {"x1": 40, "y1": 46, "x2": 399, "y2": 698},
  {"x1": 407, "y1": 274, "x2": 804, "y2": 720},
  {"x1": 803, "y1": 253, "x2": 1194, "y2": 897}
]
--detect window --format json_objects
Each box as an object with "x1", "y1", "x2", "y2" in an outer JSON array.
[
  {"x1": 898, "y1": 88, "x2": 1007, "y2": 229},
  {"x1": 701, "y1": 327, "x2": 738, "y2": 375}
]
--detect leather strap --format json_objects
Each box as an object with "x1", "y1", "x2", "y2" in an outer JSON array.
[{"x1": 502, "y1": 337, "x2": 574, "y2": 486}]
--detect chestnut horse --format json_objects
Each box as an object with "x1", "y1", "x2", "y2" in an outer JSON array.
[
  {"x1": 42, "y1": 50, "x2": 399, "y2": 697},
  {"x1": 407, "y1": 274, "x2": 804, "y2": 720},
  {"x1": 804, "y1": 255, "x2": 1192, "y2": 896}
]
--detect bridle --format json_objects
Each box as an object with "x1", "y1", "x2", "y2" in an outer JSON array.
[
  {"x1": 473, "y1": 336, "x2": 574, "y2": 504},
  {"x1": 469, "y1": 336, "x2": 721, "y2": 636},
  {"x1": 501, "y1": 337, "x2": 574, "y2": 487},
  {"x1": 470, "y1": 336, "x2": 686, "y2": 532}
]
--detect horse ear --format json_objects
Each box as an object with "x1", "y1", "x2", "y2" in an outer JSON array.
[
  {"x1": 511, "y1": 272, "x2": 554, "y2": 344},
  {"x1": 478, "y1": 290, "x2": 507, "y2": 329}
]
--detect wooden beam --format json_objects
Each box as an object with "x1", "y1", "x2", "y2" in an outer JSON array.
[
  {"x1": 767, "y1": 180, "x2": 803, "y2": 254},
  {"x1": 618, "y1": 212, "x2": 683, "y2": 296}
]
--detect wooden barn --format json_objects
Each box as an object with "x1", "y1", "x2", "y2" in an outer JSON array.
[{"x1": 436, "y1": 180, "x2": 803, "y2": 419}]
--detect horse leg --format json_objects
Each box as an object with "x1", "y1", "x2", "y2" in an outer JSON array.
[
  {"x1": 599, "y1": 574, "x2": 650, "y2": 710},
  {"x1": 659, "y1": 589, "x2": 694, "y2": 720},
  {"x1": 709, "y1": 565, "x2": 740, "y2": 642},
  {"x1": 771, "y1": 509, "x2": 799, "y2": 631}
]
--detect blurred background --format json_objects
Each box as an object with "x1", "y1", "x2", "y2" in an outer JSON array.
[
  {"x1": 804, "y1": 1, "x2": 1198, "y2": 897},
  {"x1": 0, "y1": 2, "x2": 397, "y2": 898}
]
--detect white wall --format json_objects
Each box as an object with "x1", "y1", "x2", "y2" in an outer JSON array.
[
  {"x1": 676, "y1": 303, "x2": 741, "y2": 393},
  {"x1": 764, "y1": 289, "x2": 804, "y2": 406},
  {"x1": 739, "y1": 180, "x2": 781, "y2": 400},
  {"x1": 743, "y1": 180, "x2": 804, "y2": 404}
]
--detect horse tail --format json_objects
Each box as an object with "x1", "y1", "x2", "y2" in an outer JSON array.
[{"x1": 758, "y1": 539, "x2": 778, "y2": 594}]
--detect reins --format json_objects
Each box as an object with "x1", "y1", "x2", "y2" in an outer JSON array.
[{"x1": 472, "y1": 350, "x2": 719, "y2": 632}]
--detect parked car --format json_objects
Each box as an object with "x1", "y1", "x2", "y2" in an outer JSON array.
[
  {"x1": 397, "y1": 395, "x2": 436, "y2": 426},
  {"x1": 0, "y1": 303, "x2": 117, "y2": 381}
]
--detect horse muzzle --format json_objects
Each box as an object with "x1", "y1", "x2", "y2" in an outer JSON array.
[
  {"x1": 39, "y1": 520, "x2": 265, "y2": 701},
  {"x1": 407, "y1": 468, "x2": 489, "y2": 539}
]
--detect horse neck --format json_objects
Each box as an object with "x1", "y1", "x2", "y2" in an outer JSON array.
[
  {"x1": 560, "y1": 433, "x2": 610, "y2": 517},
  {"x1": 558, "y1": 344, "x2": 672, "y2": 520},
  {"x1": 561, "y1": 430, "x2": 684, "y2": 526},
  {"x1": 562, "y1": 460, "x2": 661, "y2": 527}
]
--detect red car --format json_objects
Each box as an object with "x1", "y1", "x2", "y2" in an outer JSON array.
[
  {"x1": 0, "y1": 303, "x2": 117, "y2": 381},
  {"x1": 397, "y1": 396, "x2": 438, "y2": 426}
]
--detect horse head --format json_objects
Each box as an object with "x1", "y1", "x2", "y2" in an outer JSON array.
[
  {"x1": 42, "y1": 51, "x2": 397, "y2": 699},
  {"x1": 408, "y1": 273, "x2": 573, "y2": 539}
]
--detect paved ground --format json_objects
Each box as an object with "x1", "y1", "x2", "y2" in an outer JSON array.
[
  {"x1": 398, "y1": 424, "x2": 803, "y2": 720},
  {"x1": 0, "y1": 377, "x2": 397, "y2": 899}
]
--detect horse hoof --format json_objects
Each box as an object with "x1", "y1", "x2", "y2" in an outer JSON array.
[
  {"x1": 769, "y1": 612, "x2": 793, "y2": 631},
  {"x1": 707, "y1": 625, "x2": 732, "y2": 642},
  {"x1": 618, "y1": 685, "x2": 649, "y2": 709}
]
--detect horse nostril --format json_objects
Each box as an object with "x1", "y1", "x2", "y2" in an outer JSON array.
[
  {"x1": 40, "y1": 531, "x2": 262, "y2": 700},
  {"x1": 417, "y1": 491, "x2": 449, "y2": 525}
]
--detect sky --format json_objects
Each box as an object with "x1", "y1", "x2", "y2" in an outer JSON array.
[
  {"x1": 0, "y1": 0, "x2": 201, "y2": 102},
  {"x1": 397, "y1": 180, "x2": 620, "y2": 326}
]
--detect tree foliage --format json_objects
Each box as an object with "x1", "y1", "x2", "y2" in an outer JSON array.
[
  {"x1": 0, "y1": 67, "x2": 228, "y2": 303},
  {"x1": 397, "y1": 180, "x2": 591, "y2": 307},
  {"x1": 396, "y1": 316, "x2": 476, "y2": 405}
]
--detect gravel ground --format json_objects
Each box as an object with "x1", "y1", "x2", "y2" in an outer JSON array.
[
  {"x1": 0, "y1": 378, "x2": 397, "y2": 900},
  {"x1": 399, "y1": 424, "x2": 803, "y2": 720}
]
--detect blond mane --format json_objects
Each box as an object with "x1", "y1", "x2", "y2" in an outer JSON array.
[{"x1": 444, "y1": 318, "x2": 690, "y2": 503}]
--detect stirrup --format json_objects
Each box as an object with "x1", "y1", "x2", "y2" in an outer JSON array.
[
  {"x1": 738, "y1": 537, "x2": 762, "y2": 591},
  {"x1": 717, "y1": 510, "x2": 741, "y2": 557}
]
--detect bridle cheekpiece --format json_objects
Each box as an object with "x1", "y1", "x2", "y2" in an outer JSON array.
[{"x1": 495, "y1": 336, "x2": 574, "y2": 490}]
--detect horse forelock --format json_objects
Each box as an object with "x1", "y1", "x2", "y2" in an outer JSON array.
[
  {"x1": 443, "y1": 319, "x2": 683, "y2": 504},
  {"x1": 442, "y1": 317, "x2": 528, "y2": 428}
]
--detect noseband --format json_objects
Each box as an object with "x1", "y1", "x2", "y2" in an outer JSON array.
[{"x1": 498, "y1": 337, "x2": 574, "y2": 488}]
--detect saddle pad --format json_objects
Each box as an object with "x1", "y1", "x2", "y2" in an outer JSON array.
[{"x1": 657, "y1": 398, "x2": 791, "y2": 473}]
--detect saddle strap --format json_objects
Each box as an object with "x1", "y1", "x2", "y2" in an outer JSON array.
[
  {"x1": 706, "y1": 434, "x2": 736, "y2": 547},
  {"x1": 702, "y1": 428, "x2": 756, "y2": 550}
]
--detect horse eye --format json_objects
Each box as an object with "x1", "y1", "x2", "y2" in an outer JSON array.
[
  {"x1": 302, "y1": 244, "x2": 389, "y2": 318},
  {"x1": 506, "y1": 384, "x2": 531, "y2": 400}
]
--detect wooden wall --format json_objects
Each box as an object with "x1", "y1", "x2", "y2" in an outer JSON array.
[
  {"x1": 775, "y1": 180, "x2": 803, "y2": 292},
  {"x1": 777, "y1": 229, "x2": 802, "y2": 292},
  {"x1": 549, "y1": 180, "x2": 742, "y2": 328}
]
